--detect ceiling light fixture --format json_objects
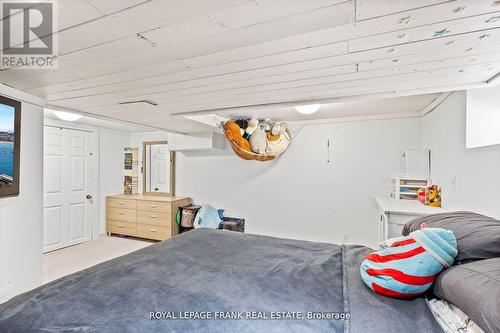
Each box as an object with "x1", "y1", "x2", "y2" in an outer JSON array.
[
  {"x1": 54, "y1": 111, "x2": 82, "y2": 122},
  {"x1": 51, "y1": 110, "x2": 82, "y2": 122},
  {"x1": 295, "y1": 104, "x2": 321, "y2": 115}
]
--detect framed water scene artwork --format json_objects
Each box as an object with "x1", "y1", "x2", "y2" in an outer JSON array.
[{"x1": 0, "y1": 95, "x2": 21, "y2": 198}]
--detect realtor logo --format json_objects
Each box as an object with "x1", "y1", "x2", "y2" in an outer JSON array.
[{"x1": 1, "y1": 0, "x2": 58, "y2": 69}]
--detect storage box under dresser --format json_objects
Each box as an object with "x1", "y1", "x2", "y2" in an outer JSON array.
[{"x1": 107, "y1": 194, "x2": 192, "y2": 241}]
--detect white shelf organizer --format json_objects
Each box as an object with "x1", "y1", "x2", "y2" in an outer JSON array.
[{"x1": 390, "y1": 177, "x2": 429, "y2": 201}]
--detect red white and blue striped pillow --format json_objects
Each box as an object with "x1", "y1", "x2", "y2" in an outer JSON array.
[{"x1": 360, "y1": 228, "x2": 458, "y2": 299}]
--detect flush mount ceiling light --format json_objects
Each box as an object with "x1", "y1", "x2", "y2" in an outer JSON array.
[
  {"x1": 294, "y1": 104, "x2": 321, "y2": 115},
  {"x1": 53, "y1": 110, "x2": 82, "y2": 122}
]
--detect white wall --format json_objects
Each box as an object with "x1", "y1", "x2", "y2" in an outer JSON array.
[
  {"x1": 421, "y1": 91, "x2": 500, "y2": 219},
  {"x1": 176, "y1": 118, "x2": 421, "y2": 248},
  {"x1": 0, "y1": 87, "x2": 44, "y2": 303},
  {"x1": 466, "y1": 85, "x2": 500, "y2": 148},
  {"x1": 98, "y1": 129, "x2": 131, "y2": 234}
]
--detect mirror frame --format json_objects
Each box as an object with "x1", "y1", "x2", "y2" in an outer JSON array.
[{"x1": 142, "y1": 141, "x2": 175, "y2": 196}]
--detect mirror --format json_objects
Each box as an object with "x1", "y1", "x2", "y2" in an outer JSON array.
[{"x1": 143, "y1": 141, "x2": 175, "y2": 196}]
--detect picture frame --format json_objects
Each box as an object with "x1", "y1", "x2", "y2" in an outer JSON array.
[{"x1": 0, "y1": 95, "x2": 21, "y2": 198}]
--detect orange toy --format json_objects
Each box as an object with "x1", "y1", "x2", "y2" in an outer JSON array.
[
  {"x1": 223, "y1": 121, "x2": 251, "y2": 152},
  {"x1": 425, "y1": 185, "x2": 442, "y2": 207},
  {"x1": 266, "y1": 132, "x2": 280, "y2": 141}
]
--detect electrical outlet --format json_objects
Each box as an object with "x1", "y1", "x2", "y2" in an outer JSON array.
[
  {"x1": 451, "y1": 175, "x2": 457, "y2": 190},
  {"x1": 342, "y1": 232, "x2": 349, "y2": 244}
]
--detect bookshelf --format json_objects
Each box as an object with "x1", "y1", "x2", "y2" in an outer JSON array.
[{"x1": 124, "y1": 147, "x2": 139, "y2": 195}]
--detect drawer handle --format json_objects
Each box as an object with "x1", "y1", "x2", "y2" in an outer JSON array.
[
  {"x1": 150, "y1": 215, "x2": 158, "y2": 219},
  {"x1": 117, "y1": 202, "x2": 125, "y2": 205},
  {"x1": 117, "y1": 211, "x2": 124, "y2": 215},
  {"x1": 150, "y1": 205, "x2": 158, "y2": 208},
  {"x1": 149, "y1": 229, "x2": 157, "y2": 233},
  {"x1": 118, "y1": 225, "x2": 124, "y2": 228}
]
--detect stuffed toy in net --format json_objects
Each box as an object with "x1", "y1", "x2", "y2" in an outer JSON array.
[
  {"x1": 360, "y1": 227, "x2": 457, "y2": 299},
  {"x1": 223, "y1": 119, "x2": 290, "y2": 161}
]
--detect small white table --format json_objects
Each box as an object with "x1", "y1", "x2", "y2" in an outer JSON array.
[{"x1": 375, "y1": 196, "x2": 447, "y2": 242}]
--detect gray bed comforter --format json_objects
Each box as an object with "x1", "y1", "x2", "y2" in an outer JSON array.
[{"x1": 0, "y1": 229, "x2": 441, "y2": 333}]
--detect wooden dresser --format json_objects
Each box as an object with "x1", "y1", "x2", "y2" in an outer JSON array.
[{"x1": 106, "y1": 194, "x2": 192, "y2": 241}]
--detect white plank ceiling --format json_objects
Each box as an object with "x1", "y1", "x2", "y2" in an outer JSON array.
[
  {"x1": 1, "y1": 0, "x2": 500, "y2": 132},
  {"x1": 216, "y1": 93, "x2": 443, "y2": 123}
]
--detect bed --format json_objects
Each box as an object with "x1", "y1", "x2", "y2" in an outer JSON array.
[{"x1": 0, "y1": 229, "x2": 442, "y2": 333}]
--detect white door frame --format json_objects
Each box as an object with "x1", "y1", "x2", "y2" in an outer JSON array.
[{"x1": 44, "y1": 119, "x2": 100, "y2": 241}]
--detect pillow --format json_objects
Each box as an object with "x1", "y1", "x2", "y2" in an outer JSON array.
[
  {"x1": 402, "y1": 212, "x2": 500, "y2": 264},
  {"x1": 433, "y1": 258, "x2": 500, "y2": 333},
  {"x1": 379, "y1": 236, "x2": 405, "y2": 249},
  {"x1": 428, "y1": 299, "x2": 485, "y2": 333},
  {"x1": 360, "y1": 228, "x2": 457, "y2": 299}
]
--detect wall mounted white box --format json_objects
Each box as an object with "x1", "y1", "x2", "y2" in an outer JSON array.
[
  {"x1": 466, "y1": 86, "x2": 500, "y2": 149},
  {"x1": 169, "y1": 132, "x2": 226, "y2": 152}
]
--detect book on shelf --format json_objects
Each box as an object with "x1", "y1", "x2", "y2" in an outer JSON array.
[
  {"x1": 390, "y1": 177, "x2": 430, "y2": 201},
  {"x1": 124, "y1": 147, "x2": 139, "y2": 194}
]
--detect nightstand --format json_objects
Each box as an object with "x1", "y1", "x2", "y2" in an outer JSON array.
[{"x1": 375, "y1": 196, "x2": 446, "y2": 242}]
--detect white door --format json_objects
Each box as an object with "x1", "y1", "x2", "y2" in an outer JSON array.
[
  {"x1": 43, "y1": 126, "x2": 93, "y2": 253},
  {"x1": 149, "y1": 145, "x2": 169, "y2": 193}
]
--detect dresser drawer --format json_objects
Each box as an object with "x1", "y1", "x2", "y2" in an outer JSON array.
[
  {"x1": 137, "y1": 210, "x2": 171, "y2": 227},
  {"x1": 137, "y1": 200, "x2": 171, "y2": 213},
  {"x1": 107, "y1": 197, "x2": 136, "y2": 210},
  {"x1": 107, "y1": 220, "x2": 136, "y2": 235},
  {"x1": 137, "y1": 223, "x2": 171, "y2": 240},
  {"x1": 107, "y1": 207, "x2": 136, "y2": 223}
]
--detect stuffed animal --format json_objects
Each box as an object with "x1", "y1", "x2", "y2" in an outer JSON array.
[
  {"x1": 249, "y1": 121, "x2": 271, "y2": 155},
  {"x1": 265, "y1": 122, "x2": 290, "y2": 156},
  {"x1": 417, "y1": 188, "x2": 426, "y2": 204},
  {"x1": 270, "y1": 121, "x2": 282, "y2": 136},
  {"x1": 360, "y1": 227, "x2": 457, "y2": 299},
  {"x1": 234, "y1": 119, "x2": 248, "y2": 136},
  {"x1": 425, "y1": 185, "x2": 442, "y2": 207},
  {"x1": 224, "y1": 121, "x2": 251, "y2": 152},
  {"x1": 249, "y1": 120, "x2": 291, "y2": 156},
  {"x1": 243, "y1": 118, "x2": 259, "y2": 140}
]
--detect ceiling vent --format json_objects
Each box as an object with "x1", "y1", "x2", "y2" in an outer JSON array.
[{"x1": 119, "y1": 100, "x2": 158, "y2": 106}]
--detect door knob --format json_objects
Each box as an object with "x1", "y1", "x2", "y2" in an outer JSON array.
[{"x1": 86, "y1": 194, "x2": 93, "y2": 199}]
